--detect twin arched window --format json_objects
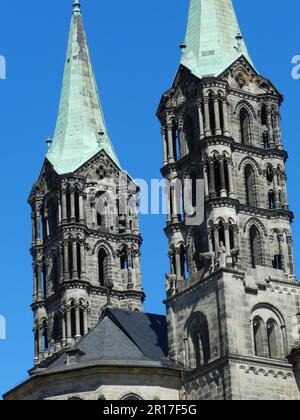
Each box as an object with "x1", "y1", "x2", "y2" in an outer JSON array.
[
  {"x1": 253, "y1": 315, "x2": 283, "y2": 359},
  {"x1": 187, "y1": 313, "x2": 211, "y2": 369}
]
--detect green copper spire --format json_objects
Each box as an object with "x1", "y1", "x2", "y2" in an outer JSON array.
[
  {"x1": 181, "y1": 0, "x2": 253, "y2": 78},
  {"x1": 47, "y1": 1, "x2": 121, "y2": 174}
]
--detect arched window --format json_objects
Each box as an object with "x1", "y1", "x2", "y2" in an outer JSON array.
[
  {"x1": 240, "y1": 108, "x2": 251, "y2": 145},
  {"x1": 218, "y1": 93, "x2": 224, "y2": 131},
  {"x1": 79, "y1": 303, "x2": 85, "y2": 337},
  {"x1": 121, "y1": 394, "x2": 143, "y2": 401},
  {"x1": 42, "y1": 320, "x2": 48, "y2": 351},
  {"x1": 68, "y1": 242, "x2": 73, "y2": 278},
  {"x1": 268, "y1": 190, "x2": 275, "y2": 210},
  {"x1": 218, "y1": 220, "x2": 225, "y2": 249},
  {"x1": 253, "y1": 316, "x2": 264, "y2": 357},
  {"x1": 50, "y1": 255, "x2": 60, "y2": 292},
  {"x1": 120, "y1": 246, "x2": 129, "y2": 270},
  {"x1": 187, "y1": 313, "x2": 211, "y2": 369},
  {"x1": 266, "y1": 165, "x2": 273, "y2": 183},
  {"x1": 52, "y1": 313, "x2": 60, "y2": 342},
  {"x1": 172, "y1": 120, "x2": 179, "y2": 161},
  {"x1": 261, "y1": 104, "x2": 268, "y2": 126},
  {"x1": 208, "y1": 93, "x2": 216, "y2": 134},
  {"x1": 214, "y1": 157, "x2": 221, "y2": 197},
  {"x1": 74, "y1": 187, "x2": 80, "y2": 222},
  {"x1": 183, "y1": 116, "x2": 195, "y2": 153},
  {"x1": 48, "y1": 200, "x2": 58, "y2": 235},
  {"x1": 249, "y1": 225, "x2": 263, "y2": 268},
  {"x1": 180, "y1": 245, "x2": 187, "y2": 280},
  {"x1": 66, "y1": 186, "x2": 71, "y2": 220},
  {"x1": 70, "y1": 301, "x2": 76, "y2": 338},
  {"x1": 98, "y1": 249, "x2": 108, "y2": 287},
  {"x1": 245, "y1": 165, "x2": 256, "y2": 207},
  {"x1": 263, "y1": 131, "x2": 270, "y2": 150},
  {"x1": 267, "y1": 319, "x2": 279, "y2": 359}
]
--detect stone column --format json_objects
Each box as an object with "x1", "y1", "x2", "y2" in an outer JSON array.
[
  {"x1": 273, "y1": 170, "x2": 280, "y2": 208},
  {"x1": 197, "y1": 100, "x2": 205, "y2": 140},
  {"x1": 31, "y1": 214, "x2": 36, "y2": 244},
  {"x1": 213, "y1": 225, "x2": 220, "y2": 256},
  {"x1": 75, "y1": 307, "x2": 81, "y2": 340},
  {"x1": 72, "y1": 240, "x2": 78, "y2": 279},
  {"x1": 267, "y1": 109, "x2": 275, "y2": 148},
  {"x1": 224, "y1": 224, "x2": 231, "y2": 257},
  {"x1": 281, "y1": 173, "x2": 289, "y2": 210},
  {"x1": 35, "y1": 210, "x2": 41, "y2": 242},
  {"x1": 66, "y1": 307, "x2": 72, "y2": 342},
  {"x1": 214, "y1": 98, "x2": 222, "y2": 135},
  {"x1": 278, "y1": 235, "x2": 286, "y2": 273},
  {"x1": 203, "y1": 164, "x2": 209, "y2": 200},
  {"x1": 63, "y1": 242, "x2": 69, "y2": 280},
  {"x1": 58, "y1": 199, "x2": 62, "y2": 225},
  {"x1": 70, "y1": 189, "x2": 76, "y2": 221},
  {"x1": 34, "y1": 330, "x2": 39, "y2": 363},
  {"x1": 83, "y1": 308, "x2": 88, "y2": 335},
  {"x1": 33, "y1": 264, "x2": 37, "y2": 300},
  {"x1": 175, "y1": 250, "x2": 182, "y2": 280},
  {"x1": 80, "y1": 242, "x2": 86, "y2": 277},
  {"x1": 287, "y1": 236, "x2": 295, "y2": 276},
  {"x1": 227, "y1": 159, "x2": 235, "y2": 199},
  {"x1": 204, "y1": 97, "x2": 212, "y2": 137},
  {"x1": 207, "y1": 228, "x2": 214, "y2": 254},
  {"x1": 233, "y1": 226, "x2": 239, "y2": 250},
  {"x1": 275, "y1": 113, "x2": 283, "y2": 150},
  {"x1": 36, "y1": 263, "x2": 43, "y2": 300},
  {"x1": 38, "y1": 325, "x2": 43, "y2": 356},
  {"x1": 208, "y1": 158, "x2": 217, "y2": 198},
  {"x1": 161, "y1": 127, "x2": 168, "y2": 166},
  {"x1": 167, "y1": 123, "x2": 175, "y2": 164},
  {"x1": 79, "y1": 194, "x2": 84, "y2": 223},
  {"x1": 61, "y1": 313, "x2": 67, "y2": 347},
  {"x1": 171, "y1": 182, "x2": 179, "y2": 224},
  {"x1": 62, "y1": 190, "x2": 67, "y2": 222},
  {"x1": 222, "y1": 98, "x2": 230, "y2": 137},
  {"x1": 218, "y1": 157, "x2": 227, "y2": 198}
]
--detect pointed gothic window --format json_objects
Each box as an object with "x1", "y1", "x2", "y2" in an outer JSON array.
[
  {"x1": 180, "y1": 245, "x2": 187, "y2": 280},
  {"x1": 70, "y1": 301, "x2": 76, "y2": 338},
  {"x1": 268, "y1": 190, "x2": 276, "y2": 210},
  {"x1": 263, "y1": 131, "x2": 270, "y2": 150},
  {"x1": 74, "y1": 186, "x2": 80, "y2": 222},
  {"x1": 253, "y1": 316, "x2": 265, "y2": 357},
  {"x1": 249, "y1": 225, "x2": 263, "y2": 268},
  {"x1": 120, "y1": 246, "x2": 129, "y2": 270},
  {"x1": 183, "y1": 116, "x2": 195, "y2": 153},
  {"x1": 66, "y1": 186, "x2": 71, "y2": 220},
  {"x1": 52, "y1": 313, "x2": 61, "y2": 342},
  {"x1": 245, "y1": 165, "x2": 256, "y2": 206},
  {"x1": 98, "y1": 249, "x2": 108, "y2": 287},
  {"x1": 261, "y1": 104, "x2": 268, "y2": 126},
  {"x1": 208, "y1": 93, "x2": 216, "y2": 134},
  {"x1": 240, "y1": 108, "x2": 251, "y2": 145},
  {"x1": 42, "y1": 320, "x2": 48, "y2": 351}
]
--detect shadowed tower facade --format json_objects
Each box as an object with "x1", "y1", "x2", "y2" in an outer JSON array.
[
  {"x1": 157, "y1": 0, "x2": 300, "y2": 400},
  {"x1": 28, "y1": 1, "x2": 144, "y2": 366}
]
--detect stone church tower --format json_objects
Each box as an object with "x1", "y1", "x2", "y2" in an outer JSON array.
[
  {"x1": 28, "y1": 0, "x2": 144, "y2": 366},
  {"x1": 3, "y1": 0, "x2": 300, "y2": 401},
  {"x1": 157, "y1": 0, "x2": 300, "y2": 400}
]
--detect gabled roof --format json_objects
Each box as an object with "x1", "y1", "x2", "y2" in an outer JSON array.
[
  {"x1": 181, "y1": 0, "x2": 254, "y2": 79},
  {"x1": 46, "y1": 1, "x2": 121, "y2": 175}
]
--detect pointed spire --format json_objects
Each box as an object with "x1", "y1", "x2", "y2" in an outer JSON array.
[
  {"x1": 47, "y1": 1, "x2": 121, "y2": 174},
  {"x1": 72, "y1": 1, "x2": 81, "y2": 15},
  {"x1": 181, "y1": 0, "x2": 253, "y2": 79}
]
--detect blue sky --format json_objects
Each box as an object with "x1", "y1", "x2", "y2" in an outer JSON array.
[{"x1": 0, "y1": 0, "x2": 299, "y2": 397}]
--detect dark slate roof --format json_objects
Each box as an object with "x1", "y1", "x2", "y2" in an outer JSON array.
[{"x1": 38, "y1": 308, "x2": 176, "y2": 374}]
